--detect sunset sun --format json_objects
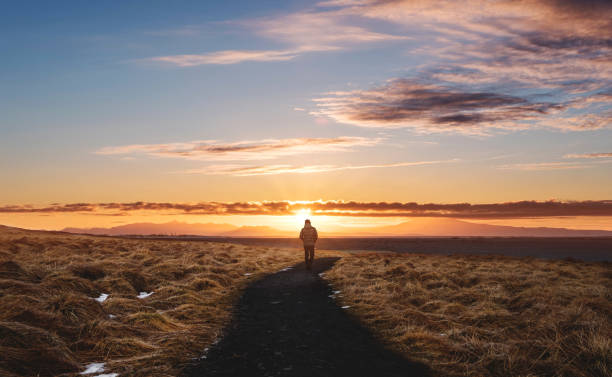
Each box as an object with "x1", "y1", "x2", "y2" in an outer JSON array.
[{"x1": 294, "y1": 208, "x2": 312, "y2": 224}]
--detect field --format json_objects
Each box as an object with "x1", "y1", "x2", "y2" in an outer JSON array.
[
  {"x1": 2, "y1": 225, "x2": 611, "y2": 377},
  {"x1": 0, "y1": 226, "x2": 312, "y2": 376},
  {"x1": 324, "y1": 253, "x2": 612, "y2": 376},
  {"x1": 151, "y1": 236, "x2": 612, "y2": 262}
]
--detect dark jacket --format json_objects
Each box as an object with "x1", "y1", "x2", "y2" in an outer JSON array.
[{"x1": 299, "y1": 224, "x2": 318, "y2": 246}]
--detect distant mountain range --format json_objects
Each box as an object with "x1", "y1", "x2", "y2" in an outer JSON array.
[
  {"x1": 62, "y1": 221, "x2": 293, "y2": 237},
  {"x1": 341, "y1": 217, "x2": 612, "y2": 237},
  {"x1": 62, "y1": 218, "x2": 612, "y2": 237}
]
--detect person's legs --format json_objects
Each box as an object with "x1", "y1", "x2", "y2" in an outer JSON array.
[
  {"x1": 305, "y1": 246, "x2": 314, "y2": 269},
  {"x1": 304, "y1": 246, "x2": 309, "y2": 268},
  {"x1": 308, "y1": 247, "x2": 315, "y2": 267}
]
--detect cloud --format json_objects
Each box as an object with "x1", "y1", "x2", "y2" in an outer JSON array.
[
  {"x1": 342, "y1": 0, "x2": 612, "y2": 40},
  {"x1": 250, "y1": 10, "x2": 407, "y2": 48},
  {"x1": 0, "y1": 203, "x2": 98, "y2": 213},
  {"x1": 313, "y1": 79, "x2": 563, "y2": 132},
  {"x1": 151, "y1": 49, "x2": 301, "y2": 66},
  {"x1": 151, "y1": 9, "x2": 407, "y2": 66},
  {"x1": 147, "y1": 1, "x2": 611, "y2": 132},
  {"x1": 307, "y1": 0, "x2": 612, "y2": 132},
  {"x1": 2, "y1": 200, "x2": 612, "y2": 219},
  {"x1": 497, "y1": 162, "x2": 589, "y2": 171},
  {"x1": 565, "y1": 152, "x2": 612, "y2": 159},
  {"x1": 96, "y1": 137, "x2": 380, "y2": 161},
  {"x1": 183, "y1": 159, "x2": 456, "y2": 176}
]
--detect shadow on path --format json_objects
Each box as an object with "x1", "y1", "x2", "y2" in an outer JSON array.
[{"x1": 183, "y1": 257, "x2": 430, "y2": 377}]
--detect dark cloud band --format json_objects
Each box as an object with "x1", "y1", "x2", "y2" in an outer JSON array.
[{"x1": 2, "y1": 200, "x2": 611, "y2": 219}]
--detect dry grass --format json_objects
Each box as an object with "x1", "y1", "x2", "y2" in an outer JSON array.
[
  {"x1": 325, "y1": 252, "x2": 612, "y2": 377},
  {"x1": 0, "y1": 225, "x2": 316, "y2": 376}
]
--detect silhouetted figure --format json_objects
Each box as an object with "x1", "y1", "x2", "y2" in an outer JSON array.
[{"x1": 299, "y1": 219, "x2": 318, "y2": 270}]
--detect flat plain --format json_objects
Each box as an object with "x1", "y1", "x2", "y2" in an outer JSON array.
[{"x1": 1, "y1": 226, "x2": 610, "y2": 376}]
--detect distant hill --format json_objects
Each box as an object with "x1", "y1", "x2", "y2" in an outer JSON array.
[
  {"x1": 222, "y1": 226, "x2": 294, "y2": 237},
  {"x1": 62, "y1": 221, "x2": 294, "y2": 237},
  {"x1": 62, "y1": 221, "x2": 238, "y2": 236},
  {"x1": 61, "y1": 218, "x2": 612, "y2": 237},
  {"x1": 344, "y1": 218, "x2": 612, "y2": 237}
]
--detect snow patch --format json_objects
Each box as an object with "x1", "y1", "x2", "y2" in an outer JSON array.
[
  {"x1": 94, "y1": 374, "x2": 118, "y2": 377},
  {"x1": 81, "y1": 362, "x2": 105, "y2": 374},
  {"x1": 341, "y1": 306, "x2": 351, "y2": 309},
  {"x1": 243, "y1": 273, "x2": 252, "y2": 276},
  {"x1": 94, "y1": 294, "x2": 108, "y2": 303},
  {"x1": 108, "y1": 314, "x2": 116, "y2": 319},
  {"x1": 318, "y1": 273, "x2": 325, "y2": 277},
  {"x1": 137, "y1": 291, "x2": 154, "y2": 299}
]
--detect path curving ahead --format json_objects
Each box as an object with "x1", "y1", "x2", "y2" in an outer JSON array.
[{"x1": 183, "y1": 257, "x2": 430, "y2": 377}]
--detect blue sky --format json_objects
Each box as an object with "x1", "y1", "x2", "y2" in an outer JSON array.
[{"x1": 1, "y1": 0, "x2": 611, "y2": 229}]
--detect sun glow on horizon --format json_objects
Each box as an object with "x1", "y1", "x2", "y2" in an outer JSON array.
[{"x1": 294, "y1": 208, "x2": 312, "y2": 226}]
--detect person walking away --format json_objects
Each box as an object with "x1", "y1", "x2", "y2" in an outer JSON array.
[{"x1": 299, "y1": 219, "x2": 318, "y2": 270}]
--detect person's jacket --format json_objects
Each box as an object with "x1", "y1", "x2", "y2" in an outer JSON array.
[{"x1": 299, "y1": 225, "x2": 318, "y2": 246}]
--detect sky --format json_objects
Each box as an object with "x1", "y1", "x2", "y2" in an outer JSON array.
[{"x1": 1, "y1": 0, "x2": 611, "y2": 231}]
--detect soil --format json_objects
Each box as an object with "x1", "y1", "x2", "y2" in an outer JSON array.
[{"x1": 183, "y1": 257, "x2": 430, "y2": 377}]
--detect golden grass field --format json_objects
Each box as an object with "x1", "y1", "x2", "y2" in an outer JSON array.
[
  {"x1": 1, "y1": 225, "x2": 610, "y2": 377},
  {"x1": 0, "y1": 225, "x2": 315, "y2": 376},
  {"x1": 324, "y1": 252, "x2": 612, "y2": 377}
]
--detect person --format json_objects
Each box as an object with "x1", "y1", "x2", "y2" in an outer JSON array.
[{"x1": 299, "y1": 219, "x2": 318, "y2": 270}]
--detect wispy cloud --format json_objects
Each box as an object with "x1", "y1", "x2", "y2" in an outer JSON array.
[
  {"x1": 96, "y1": 137, "x2": 380, "y2": 161},
  {"x1": 499, "y1": 153, "x2": 612, "y2": 170},
  {"x1": 150, "y1": 8, "x2": 407, "y2": 66},
  {"x1": 498, "y1": 162, "x2": 589, "y2": 171},
  {"x1": 3, "y1": 200, "x2": 612, "y2": 219},
  {"x1": 151, "y1": 49, "x2": 301, "y2": 66},
  {"x1": 250, "y1": 10, "x2": 407, "y2": 48},
  {"x1": 565, "y1": 152, "x2": 612, "y2": 159},
  {"x1": 183, "y1": 159, "x2": 457, "y2": 176}
]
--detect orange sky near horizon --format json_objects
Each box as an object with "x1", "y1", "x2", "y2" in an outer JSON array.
[{"x1": 2, "y1": 212, "x2": 612, "y2": 233}]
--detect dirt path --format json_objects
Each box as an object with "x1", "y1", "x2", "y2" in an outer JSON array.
[{"x1": 183, "y1": 257, "x2": 430, "y2": 377}]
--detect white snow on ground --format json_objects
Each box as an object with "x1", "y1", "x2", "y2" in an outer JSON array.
[
  {"x1": 137, "y1": 291, "x2": 154, "y2": 299},
  {"x1": 244, "y1": 273, "x2": 253, "y2": 276},
  {"x1": 108, "y1": 314, "x2": 116, "y2": 319},
  {"x1": 333, "y1": 290, "x2": 341, "y2": 294},
  {"x1": 195, "y1": 347, "x2": 210, "y2": 360},
  {"x1": 94, "y1": 294, "x2": 108, "y2": 303},
  {"x1": 81, "y1": 363, "x2": 105, "y2": 374},
  {"x1": 278, "y1": 267, "x2": 293, "y2": 272},
  {"x1": 341, "y1": 306, "x2": 351, "y2": 309},
  {"x1": 318, "y1": 273, "x2": 325, "y2": 277},
  {"x1": 94, "y1": 374, "x2": 118, "y2": 377}
]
